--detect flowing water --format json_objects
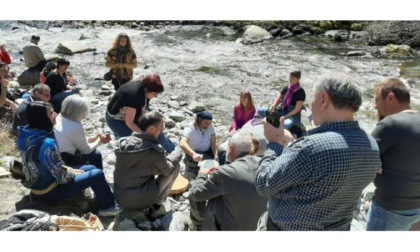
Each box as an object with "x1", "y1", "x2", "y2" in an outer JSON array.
[{"x1": 2, "y1": 21, "x2": 419, "y2": 135}]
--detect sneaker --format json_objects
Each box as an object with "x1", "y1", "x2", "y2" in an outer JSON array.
[
  {"x1": 98, "y1": 205, "x2": 121, "y2": 217},
  {"x1": 150, "y1": 204, "x2": 167, "y2": 219}
]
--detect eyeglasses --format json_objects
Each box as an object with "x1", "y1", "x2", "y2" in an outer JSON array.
[{"x1": 39, "y1": 92, "x2": 51, "y2": 98}]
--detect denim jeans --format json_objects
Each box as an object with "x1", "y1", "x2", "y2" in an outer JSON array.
[
  {"x1": 50, "y1": 89, "x2": 80, "y2": 113},
  {"x1": 32, "y1": 165, "x2": 115, "y2": 210},
  {"x1": 105, "y1": 112, "x2": 175, "y2": 153},
  {"x1": 62, "y1": 149, "x2": 103, "y2": 170},
  {"x1": 256, "y1": 107, "x2": 295, "y2": 130},
  {"x1": 366, "y1": 200, "x2": 420, "y2": 231}
]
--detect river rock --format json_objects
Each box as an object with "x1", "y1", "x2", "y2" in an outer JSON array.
[
  {"x1": 165, "y1": 118, "x2": 176, "y2": 128},
  {"x1": 365, "y1": 21, "x2": 420, "y2": 48},
  {"x1": 79, "y1": 32, "x2": 99, "y2": 40},
  {"x1": 101, "y1": 84, "x2": 111, "y2": 90},
  {"x1": 170, "y1": 95, "x2": 179, "y2": 101},
  {"x1": 168, "y1": 101, "x2": 180, "y2": 109},
  {"x1": 220, "y1": 26, "x2": 236, "y2": 36},
  {"x1": 381, "y1": 44, "x2": 413, "y2": 57},
  {"x1": 242, "y1": 25, "x2": 273, "y2": 45},
  {"x1": 167, "y1": 211, "x2": 190, "y2": 231},
  {"x1": 55, "y1": 41, "x2": 97, "y2": 55},
  {"x1": 179, "y1": 101, "x2": 188, "y2": 106},
  {"x1": 325, "y1": 30, "x2": 350, "y2": 41},
  {"x1": 346, "y1": 51, "x2": 366, "y2": 57},
  {"x1": 169, "y1": 112, "x2": 185, "y2": 122},
  {"x1": 188, "y1": 101, "x2": 205, "y2": 112}
]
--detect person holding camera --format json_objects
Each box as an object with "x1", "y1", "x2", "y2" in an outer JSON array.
[
  {"x1": 255, "y1": 73, "x2": 381, "y2": 231},
  {"x1": 258, "y1": 70, "x2": 306, "y2": 130}
]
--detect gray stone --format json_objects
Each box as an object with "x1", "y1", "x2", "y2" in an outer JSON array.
[
  {"x1": 362, "y1": 182, "x2": 376, "y2": 201},
  {"x1": 165, "y1": 118, "x2": 176, "y2": 128},
  {"x1": 169, "y1": 112, "x2": 185, "y2": 122},
  {"x1": 90, "y1": 99, "x2": 99, "y2": 105},
  {"x1": 100, "y1": 90, "x2": 112, "y2": 96},
  {"x1": 107, "y1": 160, "x2": 116, "y2": 165},
  {"x1": 54, "y1": 41, "x2": 97, "y2": 55},
  {"x1": 170, "y1": 95, "x2": 179, "y2": 101},
  {"x1": 182, "y1": 191, "x2": 190, "y2": 199},
  {"x1": 168, "y1": 101, "x2": 180, "y2": 109},
  {"x1": 101, "y1": 85, "x2": 111, "y2": 90},
  {"x1": 242, "y1": 25, "x2": 273, "y2": 45},
  {"x1": 380, "y1": 44, "x2": 413, "y2": 57},
  {"x1": 188, "y1": 101, "x2": 205, "y2": 112},
  {"x1": 220, "y1": 26, "x2": 236, "y2": 36},
  {"x1": 179, "y1": 101, "x2": 188, "y2": 106},
  {"x1": 325, "y1": 30, "x2": 351, "y2": 41},
  {"x1": 79, "y1": 32, "x2": 99, "y2": 40}
]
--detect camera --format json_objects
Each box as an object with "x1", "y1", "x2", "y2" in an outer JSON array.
[{"x1": 265, "y1": 111, "x2": 281, "y2": 128}]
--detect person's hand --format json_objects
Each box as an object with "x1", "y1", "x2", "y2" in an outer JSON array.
[
  {"x1": 73, "y1": 169, "x2": 85, "y2": 175},
  {"x1": 263, "y1": 116, "x2": 293, "y2": 147},
  {"x1": 100, "y1": 133, "x2": 111, "y2": 144},
  {"x1": 192, "y1": 153, "x2": 202, "y2": 162}
]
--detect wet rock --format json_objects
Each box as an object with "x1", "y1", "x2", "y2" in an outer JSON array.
[
  {"x1": 170, "y1": 95, "x2": 179, "y2": 101},
  {"x1": 346, "y1": 51, "x2": 366, "y2": 57},
  {"x1": 280, "y1": 29, "x2": 292, "y2": 37},
  {"x1": 269, "y1": 28, "x2": 281, "y2": 37},
  {"x1": 55, "y1": 41, "x2": 97, "y2": 55},
  {"x1": 79, "y1": 32, "x2": 99, "y2": 40},
  {"x1": 220, "y1": 26, "x2": 236, "y2": 36},
  {"x1": 100, "y1": 90, "x2": 113, "y2": 96},
  {"x1": 168, "y1": 211, "x2": 190, "y2": 231},
  {"x1": 242, "y1": 25, "x2": 273, "y2": 45},
  {"x1": 381, "y1": 44, "x2": 413, "y2": 57},
  {"x1": 101, "y1": 85, "x2": 111, "y2": 90},
  {"x1": 325, "y1": 30, "x2": 351, "y2": 41}
]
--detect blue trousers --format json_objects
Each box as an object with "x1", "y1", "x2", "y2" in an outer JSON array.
[
  {"x1": 106, "y1": 112, "x2": 175, "y2": 153},
  {"x1": 31, "y1": 165, "x2": 115, "y2": 210}
]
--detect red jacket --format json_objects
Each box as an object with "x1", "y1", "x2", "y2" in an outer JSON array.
[{"x1": 0, "y1": 51, "x2": 11, "y2": 64}]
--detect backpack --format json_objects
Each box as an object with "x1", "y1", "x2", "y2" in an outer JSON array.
[{"x1": 0, "y1": 209, "x2": 58, "y2": 231}]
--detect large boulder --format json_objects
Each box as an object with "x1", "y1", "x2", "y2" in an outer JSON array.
[
  {"x1": 187, "y1": 101, "x2": 205, "y2": 112},
  {"x1": 17, "y1": 69, "x2": 40, "y2": 86},
  {"x1": 380, "y1": 44, "x2": 413, "y2": 58},
  {"x1": 366, "y1": 21, "x2": 420, "y2": 48},
  {"x1": 241, "y1": 25, "x2": 273, "y2": 45},
  {"x1": 55, "y1": 41, "x2": 96, "y2": 55}
]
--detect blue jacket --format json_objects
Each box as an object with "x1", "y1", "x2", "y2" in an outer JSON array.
[{"x1": 17, "y1": 125, "x2": 75, "y2": 191}]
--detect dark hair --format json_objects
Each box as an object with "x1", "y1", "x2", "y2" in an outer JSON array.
[
  {"x1": 290, "y1": 70, "x2": 301, "y2": 79},
  {"x1": 56, "y1": 58, "x2": 70, "y2": 67},
  {"x1": 376, "y1": 78, "x2": 410, "y2": 105},
  {"x1": 26, "y1": 101, "x2": 54, "y2": 132},
  {"x1": 138, "y1": 111, "x2": 163, "y2": 132},
  {"x1": 141, "y1": 74, "x2": 164, "y2": 93}
]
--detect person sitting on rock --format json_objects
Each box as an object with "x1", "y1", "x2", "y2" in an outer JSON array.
[
  {"x1": 17, "y1": 101, "x2": 120, "y2": 217},
  {"x1": 106, "y1": 74, "x2": 174, "y2": 152},
  {"x1": 54, "y1": 95, "x2": 110, "y2": 170},
  {"x1": 12, "y1": 84, "x2": 51, "y2": 135},
  {"x1": 189, "y1": 131, "x2": 267, "y2": 231},
  {"x1": 105, "y1": 32, "x2": 138, "y2": 91},
  {"x1": 228, "y1": 91, "x2": 256, "y2": 133},
  {"x1": 179, "y1": 111, "x2": 218, "y2": 181},
  {"x1": 113, "y1": 111, "x2": 182, "y2": 219},
  {"x1": 45, "y1": 58, "x2": 79, "y2": 113},
  {"x1": 22, "y1": 35, "x2": 46, "y2": 72},
  {"x1": 258, "y1": 69, "x2": 306, "y2": 130}
]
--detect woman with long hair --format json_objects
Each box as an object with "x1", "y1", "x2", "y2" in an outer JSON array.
[
  {"x1": 229, "y1": 91, "x2": 256, "y2": 133},
  {"x1": 105, "y1": 33, "x2": 138, "y2": 91}
]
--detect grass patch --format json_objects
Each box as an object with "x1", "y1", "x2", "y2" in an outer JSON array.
[{"x1": 0, "y1": 120, "x2": 17, "y2": 159}]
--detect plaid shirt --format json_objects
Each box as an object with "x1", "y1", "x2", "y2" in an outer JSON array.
[{"x1": 256, "y1": 121, "x2": 381, "y2": 230}]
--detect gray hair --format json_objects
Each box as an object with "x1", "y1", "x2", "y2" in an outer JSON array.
[
  {"x1": 313, "y1": 73, "x2": 362, "y2": 112},
  {"x1": 33, "y1": 84, "x2": 50, "y2": 93},
  {"x1": 229, "y1": 131, "x2": 252, "y2": 156},
  {"x1": 60, "y1": 95, "x2": 89, "y2": 122}
]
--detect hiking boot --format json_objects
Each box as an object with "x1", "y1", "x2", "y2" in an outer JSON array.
[
  {"x1": 150, "y1": 204, "x2": 167, "y2": 219},
  {"x1": 98, "y1": 205, "x2": 121, "y2": 217}
]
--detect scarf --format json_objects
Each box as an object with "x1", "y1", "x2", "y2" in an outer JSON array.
[{"x1": 282, "y1": 82, "x2": 301, "y2": 109}]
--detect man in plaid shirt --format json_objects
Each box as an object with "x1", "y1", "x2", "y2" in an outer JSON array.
[{"x1": 256, "y1": 73, "x2": 381, "y2": 231}]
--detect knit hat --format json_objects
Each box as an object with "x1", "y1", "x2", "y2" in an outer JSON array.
[
  {"x1": 45, "y1": 62, "x2": 56, "y2": 71},
  {"x1": 197, "y1": 111, "x2": 213, "y2": 121}
]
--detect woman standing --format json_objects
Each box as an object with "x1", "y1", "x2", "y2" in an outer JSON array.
[
  {"x1": 105, "y1": 33, "x2": 138, "y2": 91},
  {"x1": 106, "y1": 74, "x2": 174, "y2": 152},
  {"x1": 17, "y1": 101, "x2": 119, "y2": 217},
  {"x1": 229, "y1": 91, "x2": 256, "y2": 133}
]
